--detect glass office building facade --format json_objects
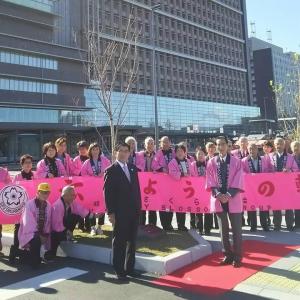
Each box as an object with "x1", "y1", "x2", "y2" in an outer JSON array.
[{"x1": 85, "y1": 89, "x2": 260, "y2": 133}]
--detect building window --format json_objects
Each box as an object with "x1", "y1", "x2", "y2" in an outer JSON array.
[
  {"x1": 0, "y1": 78, "x2": 58, "y2": 94},
  {"x1": 0, "y1": 51, "x2": 58, "y2": 70}
]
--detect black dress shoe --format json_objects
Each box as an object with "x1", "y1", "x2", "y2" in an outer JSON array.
[
  {"x1": 232, "y1": 260, "x2": 242, "y2": 268},
  {"x1": 116, "y1": 274, "x2": 128, "y2": 281},
  {"x1": 262, "y1": 226, "x2": 270, "y2": 232},
  {"x1": 126, "y1": 271, "x2": 140, "y2": 278},
  {"x1": 250, "y1": 227, "x2": 257, "y2": 232},
  {"x1": 274, "y1": 226, "x2": 281, "y2": 231},
  {"x1": 178, "y1": 226, "x2": 188, "y2": 231},
  {"x1": 287, "y1": 226, "x2": 294, "y2": 232},
  {"x1": 204, "y1": 230, "x2": 211, "y2": 236},
  {"x1": 220, "y1": 256, "x2": 234, "y2": 265}
]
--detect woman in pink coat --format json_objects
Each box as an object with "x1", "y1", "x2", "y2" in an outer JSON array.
[
  {"x1": 136, "y1": 137, "x2": 157, "y2": 226},
  {"x1": 18, "y1": 182, "x2": 52, "y2": 269},
  {"x1": 36, "y1": 142, "x2": 67, "y2": 178},
  {"x1": 81, "y1": 142, "x2": 111, "y2": 236},
  {"x1": 55, "y1": 137, "x2": 74, "y2": 176},
  {"x1": 9, "y1": 154, "x2": 37, "y2": 263},
  {"x1": 190, "y1": 148, "x2": 213, "y2": 235},
  {"x1": 0, "y1": 167, "x2": 11, "y2": 254},
  {"x1": 72, "y1": 140, "x2": 89, "y2": 176},
  {"x1": 168, "y1": 143, "x2": 195, "y2": 232}
]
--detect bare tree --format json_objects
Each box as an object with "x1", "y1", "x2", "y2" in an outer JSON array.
[{"x1": 85, "y1": 9, "x2": 140, "y2": 159}]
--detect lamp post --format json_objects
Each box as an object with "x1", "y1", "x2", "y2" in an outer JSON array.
[{"x1": 151, "y1": 4, "x2": 161, "y2": 150}]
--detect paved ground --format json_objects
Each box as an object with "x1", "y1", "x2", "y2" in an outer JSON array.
[{"x1": 0, "y1": 216, "x2": 299, "y2": 300}]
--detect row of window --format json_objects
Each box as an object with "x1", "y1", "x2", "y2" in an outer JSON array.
[
  {"x1": 0, "y1": 78, "x2": 58, "y2": 94},
  {"x1": 0, "y1": 50, "x2": 58, "y2": 70}
]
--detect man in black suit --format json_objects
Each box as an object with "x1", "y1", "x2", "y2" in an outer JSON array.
[{"x1": 104, "y1": 142, "x2": 141, "y2": 281}]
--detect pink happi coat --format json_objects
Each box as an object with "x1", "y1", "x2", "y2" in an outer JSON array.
[
  {"x1": 80, "y1": 155, "x2": 111, "y2": 177},
  {"x1": 152, "y1": 149, "x2": 175, "y2": 173},
  {"x1": 135, "y1": 150, "x2": 156, "y2": 172},
  {"x1": 206, "y1": 155, "x2": 244, "y2": 213},
  {"x1": 72, "y1": 155, "x2": 88, "y2": 176},
  {"x1": 36, "y1": 158, "x2": 67, "y2": 178},
  {"x1": 242, "y1": 156, "x2": 272, "y2": 174},
  {"x1": 51, "y1": 197, "x2": 89, "y2": 232},
  {"x1": 57, "y1": 153, "x2": 74, "y2": 176},
  {"x1": 13, "y1": 171, "x2": 37, "y2": 182},
  {"x1": 0, "y1": 167, "x2": 12, "y2": 184},
  {"x1": 268, "y1": 152, "x2": 298, "y2": 172},
  {"x1": 168, "y1": 158, "x2": 196, "y2": 180},
  {"x1": 191, "y1": 161, "x2": 207, "y2": 177},
  {"x1": 231, "y1": 149, "x2": 249, "y2": 160},
  {"x1": 18, "y1": 198, "x2": 52, "y2": 249}
]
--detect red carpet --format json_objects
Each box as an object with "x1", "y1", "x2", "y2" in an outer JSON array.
[{"x1": 153, "y1": 240, "x2": 299, "y2": 296}]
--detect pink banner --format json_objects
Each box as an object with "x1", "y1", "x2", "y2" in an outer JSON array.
[{"x1": 1, "y1": 173, "x2": 300, "y2": 224}]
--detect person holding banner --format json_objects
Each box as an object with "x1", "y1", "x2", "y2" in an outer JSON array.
[
  {"x1": 136, "y1": 136, "x2": 157, "y2": 226},
  {"x1": 81, "y1": 142, "x2": 111, "y2": 236},
  {"x1": 55, "y1": 137, "x2": 74, "y2": 176},
  {"x1": 231, "y1": 136, "x2": 249, "y2": 160},
  {"x1": 269, "y1": 137, "x2": 298, "y2": 231},
  {"x1": 125, "y1": 136, "x2": 138, "y2": 166},
  {"x1": 206, "y1": 136, "x2": 244, "y2": 268},
  {"x1": 36, "y1": 142, "x2": 67, "y2": 178},
  {"x1": 191, "y1": 148, "x2": 213, "y2": 235},
  {"x1": 168, "y1": 143, "x2": 195, "y2": 231},
  {"x1": 9, "y1": 154, "x2": 36, "y2": 263},
  {"x1": 104, "y1": 142, "x2": 141, "y2": 281},
  {"x1": 18, "y1": 183, "x2": 52, "y2": 269},
  {"x1": 205, "y1": 142, "x2": 219, "y2": 229},
  {"x1": 46, "y1": 185, "x2": 90, "y2": 258},
  {"x1": 72, "y1": 140, "x2": 89, "y2": 176},
  {"x1": 0, "y1": 166, "x2": 12, "y2": 254},
  {"x1": 152, "y1": 136, "x2": 175, "y2": 231},
  {"x1": 242, "y1": 143, "x2": 272, "y2": 232},
  {"x1": 290, "y1": 141, "x2": 300, "y2": 229}
]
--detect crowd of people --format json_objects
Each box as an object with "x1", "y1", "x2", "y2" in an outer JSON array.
[{"x1": 0, "y1": 134, "x2": 299, "y2": 277}]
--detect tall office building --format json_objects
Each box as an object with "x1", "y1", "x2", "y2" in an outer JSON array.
[
  {"x1": 0, "y1": 0, "x2": 90, "y2": 162},
  {"x1": 84, "y1": 0, "x2": 260, "y2": 137},
  {"x1": 249, "y1": 37, "x2": 300, "y2": 132}
]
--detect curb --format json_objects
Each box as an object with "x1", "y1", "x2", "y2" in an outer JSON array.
[{"x1": 2, "y1": 230, "x2": 212, "y2": 275}]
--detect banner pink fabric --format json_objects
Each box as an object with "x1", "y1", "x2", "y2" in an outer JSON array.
[{"x1": 1, "y1": 173, "x2": 300, "y2": 224}]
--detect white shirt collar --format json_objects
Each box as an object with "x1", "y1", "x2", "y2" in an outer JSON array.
[
  {"x1": 116, "y1": 160, "x2": 127, "y2": 168},
  {"x1": 219, "y1": 154, "x2": 227, "y2": 161}
]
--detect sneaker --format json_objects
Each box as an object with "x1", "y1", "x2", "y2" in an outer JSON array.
[
  {"x1": 90, "y1": 226, "x2": 97, "y2": 236},
  {"x1": 96, "y1": 227, "x2": 103, "y2": 235}
]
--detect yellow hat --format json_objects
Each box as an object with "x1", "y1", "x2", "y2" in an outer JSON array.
[{"x1": 37, "y1": 182, "x2": 51, "y2": 192}]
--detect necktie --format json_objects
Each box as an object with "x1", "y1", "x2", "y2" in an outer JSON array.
[{"x1": 123, "y1": 164, "x2": 131, "y2": 182}]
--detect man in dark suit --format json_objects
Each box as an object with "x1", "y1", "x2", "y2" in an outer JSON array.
[{"x1": 104, "y1": 142, "x2": 141, "y2": 281}]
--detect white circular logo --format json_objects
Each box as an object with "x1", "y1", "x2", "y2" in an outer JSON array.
[{"x1": 0, "y1": 185, "x2": 28, "y2": 216}]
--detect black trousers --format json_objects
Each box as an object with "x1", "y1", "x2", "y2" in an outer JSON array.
[
  {"x1": 80, "y1": 214, "x2": 105, "y2": 231},
  {"x1": 273, "y1": 210, "x2": 294, "y2": 229},
  {"x1": 159, "y1": 211, "x2": 173, "y2": 229},
  {"x1": 191, "y1": 213, "x2": 213, "y2": 233},
  {"x1": 49, "y1": 213, "x2": 80, "y2": 256},
  {"x1": 248, "y1": 211, "x2": 269, "y2": 229},
  {"x1": 26, "y1": 235, "x2": 42, "y2": 268},
  {"x1": 139, "y1": 211, "x2": 157, "y2": 226},
  {"x1": 295, "y1": 210, "x2": 300, "y2": 228},
  {"x1": 9, "y1": 224, "x2": 21, "y2": 260},
  {"x1": 112, "y1": 214, "x2": 139, "y2": 276},
  {"x1": 176, "y1": 212, "x2": 186, "y2": 228}
]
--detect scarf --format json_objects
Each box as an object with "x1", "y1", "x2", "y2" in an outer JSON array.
[
  {"x1": 90, "y1": 157, "x2": 101, "y2": 176},
  {"x1": 176, "y1": 158, "x2": 189, "y2": 177},
  {"x1": 272, "y1": 152, "x2": 288, "y2": 171},
  {"x1": 247, "y1": 156, "x2": 262, "y2": 173},
  {"x1": 35, "y1": 198, "x2": 47, "y2": 235},
  {"x1": 21, "y1": 170, "x2": 34, "y2": 180},
  {"x1": 196, "y1": 161, "x2": 206, "y2": 176},
  {"x1": 144, "y1": 151, "x2": 155, "y2": 172},
  {"x1": 80, "y1": 155, "x2": 89, "y2": 163},
  {"x1": 128, "y1": 152, "x2": 136, "y2": 165},
  {"x1": 162, "y1": 149, "x2": 173, "y2": 165},
  {"x1": 44, "y1": 156, "x2": 58, "y2": 177}
]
